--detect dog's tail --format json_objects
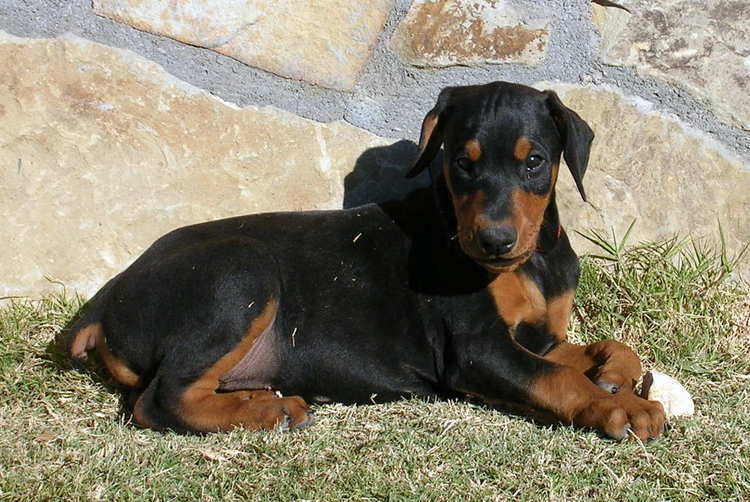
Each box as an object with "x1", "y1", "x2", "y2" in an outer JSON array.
[{"x1": 65, "y1": 276, "x2": 118, "y2": 362}]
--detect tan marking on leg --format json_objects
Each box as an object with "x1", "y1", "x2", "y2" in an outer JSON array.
[
  {"x1": 546, "y1": 290, "x2": 574, "y2": 343},
  {"x1": 584, "y1": 341, "x2": 642, "y2": 392},
  {"x1": 544, "y1": 342, "x2": 596, "y2": 373},
  {"x1": 178, "y1": 300, "x2": 310, "y2": 432},
  {"x1": 132, "y1": 393, "x2": 153, "y2": 429},
  {"x1": 487, "y1": 271, "x2": 546, "y2": 328},
  {"x1": 510, "y1": 188, "x2": 549, "y2": 255},
  {"x1": 513, "y1": 137, "x2": 532, "y2": 161},
  {"x1": 465, "y1": 138, "x2": 482, "y2": 161},
  {"x1": 528, "y1": 365, "x2": 604, "y2": 423},
  {"x1": 94, "y1": 327, "x2": 141, "y2": 388},
  {"x1": 70, "y1": 323, "x2": 140, "y2": 387},
  {"x1": 545, "y1": 340, "x2": 642, "y2": 393},
  {"x1": 69, "y1": 324, "x2": 98, "y2": 360},
  {"x1": 540, "y1": 373, "x2": 666, "y2": 440}
]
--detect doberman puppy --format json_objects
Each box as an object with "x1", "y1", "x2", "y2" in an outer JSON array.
[{"x1": 67, "y1": 82, "x2": 666, "y2": 440}]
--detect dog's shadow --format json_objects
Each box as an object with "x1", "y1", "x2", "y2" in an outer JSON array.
[{"x1": 342, "y1": 139, "x2": 434, "y2": 209}]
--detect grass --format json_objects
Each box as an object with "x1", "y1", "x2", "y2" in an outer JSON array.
[{"x1": 1, "y1": 235, "x2": 748, "y2": 501}]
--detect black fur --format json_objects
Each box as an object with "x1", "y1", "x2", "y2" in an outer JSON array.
[{"x1": 69, "y1": 82, "x2": 594, "y2": 431}]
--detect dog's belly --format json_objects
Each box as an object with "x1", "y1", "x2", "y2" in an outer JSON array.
[
  {"x1": 215, "y1": 302, "x2": 442, "y2": 402},
  {"x1": 217, "y1": 318, "x2": 278, "y2": 392},
  {"x1": 270, "y1": 288, "x2": 443, "y2": 404}
]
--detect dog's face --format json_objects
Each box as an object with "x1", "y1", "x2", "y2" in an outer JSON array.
[{"x1": 407, "y1": 82, "x2": 594, "y2": 273}]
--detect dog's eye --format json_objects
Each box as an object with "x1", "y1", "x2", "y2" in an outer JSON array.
[
  {"x1": 455, "y1": 157, "x2": 472, "y2": 171},
  {"x1": 526, "y1": 155, "x2": 545, "y2": 175}
]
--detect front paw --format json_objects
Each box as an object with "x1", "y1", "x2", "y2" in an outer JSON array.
[
  {"x1": 573, "y1": 392, "x2": 666, "y2": 440},
  {"x1": 584, "y1": 340, "x2": 643, "y2": 394}
]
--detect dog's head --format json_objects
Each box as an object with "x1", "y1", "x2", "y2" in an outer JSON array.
[{"x1": 407, "y1": 82, "x2": 594, "y2": 273}]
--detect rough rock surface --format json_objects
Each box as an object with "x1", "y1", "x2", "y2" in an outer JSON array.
[
  {"x1": 1, "y1": 35, "x2": 748, "y2": 298},
  {"x1": 0, "y1": 34, "x2": 390, "y2": 297},
  {"x1": 390, "y1": 0, "x2": 549, "y2": 67},
  {"x1": 543, "y1": 84, "x2": 750, "y2": 268},
  {"x1": 92, "y1": 0, "x2": 392, "y2": 90},
  {"x1": 592, "y1": 0, "x2": 750, "y2": 130},
  {"x1": 641, "y1": 370, "x2": 695, "y2": 419}
]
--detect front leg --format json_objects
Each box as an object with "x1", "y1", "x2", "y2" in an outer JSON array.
[
  {"x1": 446, "y1": 324, "x2": 665, "y2": 440},
  {"x1": 545, "y1": 340, "x2": 642, "y2": 394}
]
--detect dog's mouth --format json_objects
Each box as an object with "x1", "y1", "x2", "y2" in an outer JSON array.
[
  {"x1": 470, "y1": 248, "x2": 535, "y2": 273},
  {"x1": 456, "y1": 229, "x2": 535, "y2": 273},
  {"x1": 474, "y1": 255, "x2": 522, "y2": 272}
]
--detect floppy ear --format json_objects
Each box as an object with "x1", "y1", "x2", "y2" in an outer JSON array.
[
  {"x1": 405, "y1": 88, "x2": 453, "y2": 179},
  {"x1": 544, "y1": 90, "x2": 595, "y2": 201}
]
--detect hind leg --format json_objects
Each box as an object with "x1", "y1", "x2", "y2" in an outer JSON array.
[
  {"x1": 68, "y1": 323, "x2": 141, "y2": 388},
  {"x1": 71, "y1": 322, "x2": 314, "y2": 433},
  {"x1": 131, "y1": 375, "x2": 314, "y2": 432},
  {"x1": 131, "y1": 298, "x2": 313, "y2": 433},
  {"x1": 545, "y1": 340, "x2": 642, "y2": 394}
]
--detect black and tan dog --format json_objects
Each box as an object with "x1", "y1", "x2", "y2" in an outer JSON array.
[{"x1": 67, "y1": 82, "x2": 665, "y2": 440}]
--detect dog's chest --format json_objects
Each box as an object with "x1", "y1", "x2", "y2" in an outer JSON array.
[{"x1": 486, "y1": 272, "x2": 547, "y2": 330}]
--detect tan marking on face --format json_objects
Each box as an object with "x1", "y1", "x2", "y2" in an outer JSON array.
[
  {"x1": 179, "y1": 299, "x2": 282, "y2": 432},
  {"x1": 486, "y1": 271, "x2": 546, "y2": 329},
  {"x1": 466, "y1": 138, "x2": 482, "y2": 162},
  {"x1": 451, "y1": 189, "x2": 494, "y2": 258},
  {"x1": 545, "y1": 290, "x2": 574, "y2": 343},
  {"x1": 509, "y1": 188, "x2": 550, "y2": 257},
  {"x1": 449, "y1": 186, "x2": 539, "y2": 272},
  {"x1": 513, "y1": 137, "x2": 532, "y2": 161},
  {"x1": 544, "y1": 341, "x2": 594, "y2": 371}
]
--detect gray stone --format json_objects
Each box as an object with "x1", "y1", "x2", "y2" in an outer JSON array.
[
  {"x1": 542, "y1": 83, "x2": 750, "y2": 273},
  {"x1": 92, "y1": 0, "x2": 392, "y2": 90},
  {"x1": 0, "y1": 33, "x2": 390, "y2": 297},
  {"x1": 593, "y1": 0, "x2": 750, "y2": 130}
]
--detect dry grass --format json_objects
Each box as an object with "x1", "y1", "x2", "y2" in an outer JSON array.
[{"x1": 1, "y1": 236, "x2": 749, "y2": 501}]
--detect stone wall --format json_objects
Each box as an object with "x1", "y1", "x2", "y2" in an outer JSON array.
[{"x1": 1, "y1": 0, "x2": 748, "y2": 297}]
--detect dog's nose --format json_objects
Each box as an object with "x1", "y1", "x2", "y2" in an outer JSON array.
[{"x1": 477, "y1": 226, "x2": 517, "y2": 257}]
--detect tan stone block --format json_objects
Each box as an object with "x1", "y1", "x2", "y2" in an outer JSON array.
[
  {"x1": 538, "y1": 83, "x2": 750, "y2": 274},
  {"x1": 390, "y1": 0, "x2": 549, "y2": 67},
  {"x1": 0, "y1": 33, "x2": 390, "y2": 297},
  {"x1": 593, "y1": 0, "x2": 750, "y2": 130},
  {"x1": 92, "y1": 0, "x2": 392, "y2": 90}
]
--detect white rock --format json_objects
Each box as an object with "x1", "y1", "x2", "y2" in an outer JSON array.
[{"x1": 640, "y1": 370, "x2": 695, "y2": 418}]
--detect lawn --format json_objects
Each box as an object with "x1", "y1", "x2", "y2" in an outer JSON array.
[{"x1": 1, "y1": 235, "x2": 748, "y2": 501}]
